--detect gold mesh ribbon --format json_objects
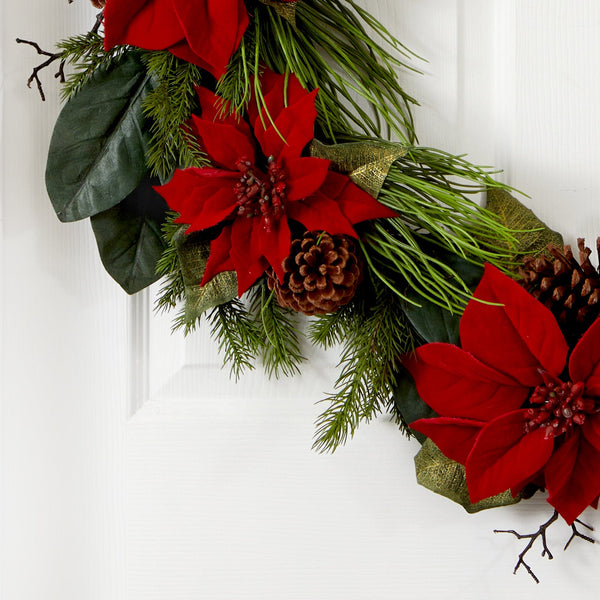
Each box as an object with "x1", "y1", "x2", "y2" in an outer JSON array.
[
  {"x1": 310, "y1": 139, "x2": 406, "y2": 199},
  {"x1": 486, "y1": 188, "x2": 564, "y2": 264},
  {"x1": 175, "y1": 228, "x2": 238, "y2": 319},
  {"x1": 259, "y1": 0, "x2": 298, "y2": 25},
  {"x1": 415, "y1": 439, "x2": 520, "y2": 514}
]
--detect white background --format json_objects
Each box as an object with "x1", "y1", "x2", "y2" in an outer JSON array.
[{"x1": 3, "y1": 1, "x2": 600, "y2": 599}]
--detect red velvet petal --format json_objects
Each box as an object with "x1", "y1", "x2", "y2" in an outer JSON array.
[
  {"x1": 104, "y1": 0, "x2": 184, "y2": 51},
  {"x1": 285, "y1": 157, "x2": 331, "y2": 201},
  {"x1": 546, "y1": 432, "x2": 600, "y2": 524},
  {"x1": 201, "y1": 225, "x2": 235, "y2": 286},
  {"x1": 171, "y1": 0, "x2": 249, "y2": 78},
  {"x1": 569, "y1": 317, "x2": 600, "y2": 396},
  {"x1": 411, "y1": 417, "x2": 485, "y2": 465},
  {"x1": 460, "y1": 264, "x2": 568, "y2": 386},
  {"x1": 258, "y1": 218, "x2": 291, "y2": 283},
  {"x1": 194, "y1": 87, "x2": 251, "y2": 137},
  {"x1": 465, "y1": 410, "x2": 554, "y2": 504},
  {"x1": 322, "y1": 172, "x2": 398, "y2": 224},
  {"x1": 250, "y1": 73, "x2": 311, "y2": 141},
  {"x1": 403, "y1": 344, "x2": 529, "y2": 421},
  {"x1": 192, "y1": 116, "x2": 256, "y2": 170},
  {"x1": 230, "y1": 218, "x2": 267, "y2": 295},
  {"x1": 286, "y1": 193, "x2": 357, "y2": 238},
  {"x1": 185, "y1": 187, "x2": 237, "y2": 234},
  {"x1": 256, "y1": 90, "x2": 318, "y2": 161},
  {"x1": 155, "y1": 168, "x2": 238, "y2": 217},
  {"x1": 582, "y1": 414, "x2": 600, "y2": 452}
]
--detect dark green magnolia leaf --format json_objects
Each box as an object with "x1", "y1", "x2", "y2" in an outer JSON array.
[
  {"x1": 486, "y1": 189, "x2": 564, "y2": 262},
  {"x1": 393, "y1": 374, "x2": 436, "y2": 444},
  {"x1": 46, "y1": 52, "x2": 155, "y2": 222},
  {"x1": 403, "y1": 252, "x2": 483, "y2": 345},
  {"x1": 91, "y1": 176, "x2": 168, "y2": 294},
  {"x1": 414, "y1": 439, "x2": 521, "y2": 513}
]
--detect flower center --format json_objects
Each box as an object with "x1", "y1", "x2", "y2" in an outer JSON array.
[
  {"x1": 234, "y1": 156, "x2": 287, "y2": 233},
  {"x1": 525, "y1": 376, "x2": 596, "y2": 439}
]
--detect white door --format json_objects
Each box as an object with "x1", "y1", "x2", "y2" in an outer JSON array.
[{"x1": 3, "y1": 2, "x2": 600, "y2": 599}]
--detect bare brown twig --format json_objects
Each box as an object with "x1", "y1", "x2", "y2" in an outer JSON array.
[
  {"x1": 494, "y1": 510, "x2": 595, "y2": 584},
  {"x1": 15, "y1": 39, "x2": 65, "y2": 101}
]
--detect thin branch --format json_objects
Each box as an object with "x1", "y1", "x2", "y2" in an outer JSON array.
[
  {"x1": 15, "y1": 39, "x2": 65, "y2": 101},
  {"x1": 494, "y1": 510, "x2": 559, "y2": 584},
  {"x1": 495, "y1": 510, "x2": 596, "y2": 584}
]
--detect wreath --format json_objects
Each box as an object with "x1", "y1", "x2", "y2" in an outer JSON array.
[{"x1": 19, "y1": 0, "x2": 600, "y2": 582}]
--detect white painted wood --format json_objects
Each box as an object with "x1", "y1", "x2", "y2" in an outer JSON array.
[{"x1": 3, "y1": 1, "x2": 600, "y2": 599}]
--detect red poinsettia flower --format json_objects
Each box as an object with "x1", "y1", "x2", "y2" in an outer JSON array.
[
  {"x1": 405, "y1": 264, "x2": 600, "y2": 524},
  {"x1": 103, "y1": 0, "x2": 249, "y2": 78},
  {"x1": 156, "y1": 72, "x2": 397, "y2": 296}
]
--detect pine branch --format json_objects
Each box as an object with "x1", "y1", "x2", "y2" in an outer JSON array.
[
  {"x1": 56, "y1": 32, "x2": 126, "y2": 100},
  {"x1": 360, "y1": 149, "x2": 518, "y2": 312},
  {"x1": 250, "y1": 280, "x2": 305, "y2": 379},
  {"x1": 311, "y1": 285, "x2": 415, "y2": 453},
  {"x1": 140, "y1": 51, "x2": 207, "y2": 179},
  {"x1": 207, "y1": 299, "x2": 262, "y2": 380},
  {"x1": 154, "y1": 212, "x2": 186, "y2": 313}
]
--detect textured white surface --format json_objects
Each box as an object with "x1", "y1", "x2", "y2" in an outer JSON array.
[{"x1": 3, "y1": 1, "x2": 600, "y2": 599}]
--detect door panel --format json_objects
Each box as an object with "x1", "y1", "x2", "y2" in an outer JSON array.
[{"x1": 3, "y1": 2, "x2": 600, "y2": 599}]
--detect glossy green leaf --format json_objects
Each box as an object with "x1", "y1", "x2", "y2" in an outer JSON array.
[
  {"x1": 393, "y1": 374, "x2": 436, "y2": 444},
  {"x1": 46, "y1": 52, "x2": 155, "y2": 222},
  {"x1": 91, "y1": 177, "x2": 168, "y2": 294}
]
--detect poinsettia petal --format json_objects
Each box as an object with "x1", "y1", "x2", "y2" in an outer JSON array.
[
  {"x1": 285, "y1": 157, "x2": 331, "y2": 201},
  {"x1": 194, "y1": 87, "x2": 251, "y2": 137},
  {"x1": 259, "y1": 218, "x2": 291, "y2": 283},
  {"x1": 192, "y1": 115, "x2": 255, "y2": 170},
  {"x1": 403, "y1": 344, "x2": 529, "y2": 421},
  {"x1": 256, "y1": 90, "x2": 318, "y2": 161},
  {"x1": 186, "y1": 187, "x2": 237, "y2": 233},
  {"x1": 230, "y1": 217, "x2": 267, "y2": 295},
  {"x1": 411, "y1": 417, "x2": 486, "y2": 465},
  {"x1": 466, "y1": 410, "x2": 554, "y2": 504},
  {"x1": 171, "y1": 0, "x2": 249, "y2": 78},
  {"x1": 546, "y1": 431, "x2": 600, "y2": 524},
  {"x1": 460, "y1": 264, "x2": 568, "y2": 386},
  {"x1": 249, "y1": 71, "x2": 309, "y2": 128},
  {"x1": 201, "y1": 225, "x2": 235, "y2": 286},
  {"x1": 582, "y1": 414, "x2": 600, "y2": 452},
  {"x1": 321, "y1": 172, "x2": 398, "y2": 223},
  {"x1": 568, "y1": 316, "x2": 600, "y2": 396},
  {"x1": 155, "y1": 168, "x2": 238, "y2": 217},
  {"x1": 104, "y1": 0, "x2": 184, "y2": 51},
  {"x1": 286, "y1": 192, "x2": 357, "y2": 238}
]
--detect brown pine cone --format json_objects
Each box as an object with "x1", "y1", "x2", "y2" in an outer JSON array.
[
  {"x1": 90, "y1": 0, "x2": 105, "y2": 8},
  {"x1": 519, "y1": 238, "x2": 600, "y2": 345},
  {"x1": 266, "y1": 231, "x2": 363, "y2": 316}
]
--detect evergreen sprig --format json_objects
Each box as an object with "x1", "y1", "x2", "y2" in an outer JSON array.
[
  {"x1": 140, "y1": 51, "x2": 207, "y2": 180},
  {"x1": 250, "y1": 280, "x2": 305, "y2": 378},
  {"x1": 155, "y1": 212, "x2": 186, "y2": 313},
  {"x1": 207, "y1": 299, "x2": 262, "y2": 380},
  {"x1": 56, "y1": 32, "x2": 125, "y2": 100},
  {"x1": 311, "y1": 284, "x2": 415, "y2": 453},
  {"x1": 361, "y1": 149, "x2": 518, "y2": 312}
]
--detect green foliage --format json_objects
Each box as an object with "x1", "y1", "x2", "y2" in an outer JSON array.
[
  {"x1": 207, "y1": 300, "x2": 263, "y2": 381},
  {"x1": 311, "y1": 283, "x2": 415, "y2": 453},
  {"x1": 46, "y1": 52, "x2": 155, "y2": 222},
  {"x1": 57, "y1": 32, "x2": 126, "y2": 101},
  {"x1": 155, "y1": 212, "x2": 187, "y2": 312},
  {"x1": 250, "y1": 280, "x2": 305, "y2": 378},
  {"x1": 140, "y1": 51, "x2": 207, "y2": 180},
  {"x1": 90, "y1": 177, "x2": 168, "y2": 294},
  {"x1": 220, "y1": 0, "x2": 418, "y2": 142},
  {"x1": 360, "y1": 148, "x2": 517, "y2": 312}
]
